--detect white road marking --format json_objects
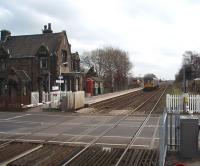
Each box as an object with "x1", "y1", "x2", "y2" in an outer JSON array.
[
  {"x1": 131, "y1": 144, "x2": 150, "y2": 148},
  {"x1": 0, "y1": 120, "x2": 42, "y2": 125},
  {"x1": 95, "y1": 143, "x2": 127, "y2": 146},
  {"x1": 59, "y1": 141, "x2": 88, "y2": 145},
  {"x1": 26, "y1": 113, "x2": 112, "y2": 118},
  {"x1": 136, "y1": 136, "x2": 159, "y2": 139},
  {"x1": 49, "y1": 133, "x2": 138, "y2": 139},
  {"x1": 0, "y1": 113, "x2": 162, "y2": 148},
  {"x1": 16, "y1": 139, "x2": 43, "y2": 142},
  {"x1": 150, "y1": 117, "x2": 161, "y2": 148},
  {"x1": 5, "y1": 114, "x2": 30, "y2": 120},
  {"x1": 0, "y1": 145, "x2": 43, "y2": 166},
  {"x1": 33, "y1": 133, "x2": 57, "y2": 136},
  {"x1": 0, "y1": 132, "x2": 31, "y2": 135}
]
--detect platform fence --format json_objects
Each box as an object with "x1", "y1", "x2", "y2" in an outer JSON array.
[
  {"x1": 166, "y1": 94, "x2": 200, "y2": 113},
  {"x1": 159, "y1": 110, "x2": 180, "y2": 166},
  {"x1": 160, "y1": 93, "x2": 200, "y2": 166},
  {"x1": 159, "y1": 110, "x2": 168, "y2": 166}
]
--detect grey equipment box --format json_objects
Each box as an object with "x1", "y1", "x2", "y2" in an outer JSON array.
[{"x1": 180, "y1": 115, "x2": 199, "y2": 158}]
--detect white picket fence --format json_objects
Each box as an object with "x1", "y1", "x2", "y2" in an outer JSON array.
[
  {"x1": 166, "y1": 94, "x2": 200, "y2": 113},
  {"x1": 74, "y1": 91, "x2": 85, "y2": 109},
  {"x1": 31, "y1": 92, "x2": 39, "y2": 105},
  {"x1": 31, "y1": 91, "x2": 85, "y2": 110}
]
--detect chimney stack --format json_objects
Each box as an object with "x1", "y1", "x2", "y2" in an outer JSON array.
[
  {"x1": 1, "y1": 30, "x2": 11, "y2": 42},
  {"x1": 42, "y1": 23, "x2": 53, "y2": 34},
  {"x1": 48, "y1": 23, "x2": 51, "y2": 31},
  {"x1": 44, "y1": 25, "x2": 47, "y2": 31}
]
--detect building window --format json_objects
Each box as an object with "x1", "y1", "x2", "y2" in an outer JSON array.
[
  {"x1": 62, "y1": 51, "x2": 67, "y2": 63},
  {"x1": 0, "y1": 60, "x2": 6, "y2": 71},
  {"x1": 40, "y1": 58, "x2": 47, "y2": 69}
]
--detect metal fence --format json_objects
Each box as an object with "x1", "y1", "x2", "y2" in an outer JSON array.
[
  {"x1": 160, "y1": 94, "x2": 200, "y2": 166},
  {"x1": 159, "y1": 111, "x2": 181, "y2": 166},
  {"x1": 159, "y1": 111, "x2": 168, "y2": 166}
]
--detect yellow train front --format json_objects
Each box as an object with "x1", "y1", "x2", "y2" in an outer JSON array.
[{"x1": 143, "y1": 76, "x2": 159, "y2": 91}]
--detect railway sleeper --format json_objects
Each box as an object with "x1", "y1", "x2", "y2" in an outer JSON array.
[
  {"x1": 81, "y1": 149, "x2": 104, "y2": 166},
  {"x1": 95, "y1": 149, "x2": 117, "y2": 166}
]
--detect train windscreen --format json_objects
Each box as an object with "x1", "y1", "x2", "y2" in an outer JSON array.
[{"x1": 143, "y1": 77, "x2": 153, "y2": 83}]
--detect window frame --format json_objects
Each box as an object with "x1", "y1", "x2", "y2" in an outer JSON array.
[
  {"x1": 40, "y1": 57, "x2": 48, "y2": 69},
  {"x1": 62, "y1": 50, "x2": 68, "y2": 63},
  {"x1": 0, "y1": 59, "x2": 7, "y2": 71}
]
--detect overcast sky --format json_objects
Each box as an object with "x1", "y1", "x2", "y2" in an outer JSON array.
[{"x1": 1, "y1": 0, "x2": 200, "y2": 79}]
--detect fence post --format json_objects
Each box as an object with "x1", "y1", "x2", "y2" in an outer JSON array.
[{"x1": 159, "y1": 110, "x2": 168, "y2": 166}]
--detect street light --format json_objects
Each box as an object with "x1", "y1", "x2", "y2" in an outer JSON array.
[{"x1": 59, "y1": 62, "x2": 68, "y2": 105}]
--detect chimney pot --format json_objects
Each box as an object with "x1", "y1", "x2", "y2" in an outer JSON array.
[
  {"x1": 42, "y1": 23, "x2": 53, "y2": 33},
  {"x1": 1, "y1": 30, "x2": 11, "y2": 42},
  {"x1": 48, "y1": 23, "x2": 51, "y2": 30}
]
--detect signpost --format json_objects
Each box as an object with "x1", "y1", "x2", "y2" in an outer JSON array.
[
  {"x1": 57, "y1": 76, "x2": 64, "y2": 105},
  {"x1": 52, "y1": 86, "x2": 59, "y2": 91},
  {"x1": 58, "y1": 76, "x2": 63, "y2": 79},
  {"x1": 56, "y1": 80, "x2": 64, "y2": 84}
]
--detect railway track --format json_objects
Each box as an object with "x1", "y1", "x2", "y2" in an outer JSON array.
[
  {"x1": 7, "y1": 144, "x2": 82, "y2": 166},
  {"x1": 0, "y1": 86, "x2": 168, "y2": 165},
  {"x1": 91, "y1": 87, "x2": 165, "y2": 114},
  {"x1": 66, "y1": 147, "x2": 159, "y2": 166},
  {"x1": 90, "y1": 90, "x2": 143, "y2": 109},
  {"x1": 115, "y1": 86, "x2": 167, "y2": 166},
  {"x1": 62, "y1": 86, "x2": 168, "y2": 166}
]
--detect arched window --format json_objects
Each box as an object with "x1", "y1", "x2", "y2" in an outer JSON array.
[
  {"x1": 36, "y1": 45, "x2": 49, "y2": 70},
  {"x1": 0, "y1": 59, "x2": 6, "y2": 71},
  {"x1": 62, "y1": 50, "x2": 67, "y2": 63}
]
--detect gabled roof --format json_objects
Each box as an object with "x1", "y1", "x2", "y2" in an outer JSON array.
[
  {"x1": 0, "y1": 67, "x2": 31, "y2": 82},
  {"x1": 2, "y1": 32, "x2": 67, "y2": 58},
  {"x1": 9, "y1": 67, "x2": 31, "y2": 82},
  {"x1": 71, "y1": 52, "x2": 80, "y2": 60},
  {"x1": 15, "y1": 70, "x2": 31, "y2": 82}
]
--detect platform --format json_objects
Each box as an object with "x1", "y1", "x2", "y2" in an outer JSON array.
[{"x1": 85, "y1": 87, "x2": 142, "y2": 106}]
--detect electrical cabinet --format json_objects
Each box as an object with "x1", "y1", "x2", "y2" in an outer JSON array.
[{"x1": 180, "y1": 115, "x2": 199, "y2": 158}]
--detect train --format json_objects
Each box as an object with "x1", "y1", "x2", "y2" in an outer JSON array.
[{"x1": 143, "y1": 74, "x2": 159, "y2": 90}]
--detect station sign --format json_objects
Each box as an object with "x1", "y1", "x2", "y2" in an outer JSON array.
[
  {"x1": 58, "y1": 76, "x2": 63, "y2": 79},
  {"x1": 52, "y1": 86, "x2": 59, "y2": 90},
  {"x1": 56, "y1": 80, "x2": 64, "y2": 83}
]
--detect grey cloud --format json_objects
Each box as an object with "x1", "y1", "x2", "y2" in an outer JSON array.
[
  {"x1": 0, "y1": 0, "x2": 114, "y2": 45},
  {"x1": 121, "y1": 0, "x2": 175, "y2": 24}
]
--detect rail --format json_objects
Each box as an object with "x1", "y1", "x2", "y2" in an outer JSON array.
[
  {"x1": 115, "y1": 86, "x2": 167, "y2": 166},
  {"x1": 62, "y1": 86, "x2": 168, "y2": 166},
  {"x1": 0, "y1": 86, "x2": 167, "y2": 166}
]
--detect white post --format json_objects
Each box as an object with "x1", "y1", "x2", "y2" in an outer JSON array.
[
  {"x1": 48, "y1": 71, "x2": 51, "y2": 101},
  {"x1": 59, "y1": 65, "x2": 62, "y2": 105}
]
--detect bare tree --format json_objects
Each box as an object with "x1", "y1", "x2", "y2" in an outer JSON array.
[
  {"x1": 80, "y1": 46, "x2": 133, "y2": 91},
  {"x1": 175, "y1": 51, "x2": 200, "y2": 82}
]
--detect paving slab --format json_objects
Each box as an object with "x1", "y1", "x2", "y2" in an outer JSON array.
[
  {"x1": 85, "y1": 88, "x2": 142, "y2": 105},
  {"x1": 0, "y1": 111, "x2": 161, "y2": 149}
]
